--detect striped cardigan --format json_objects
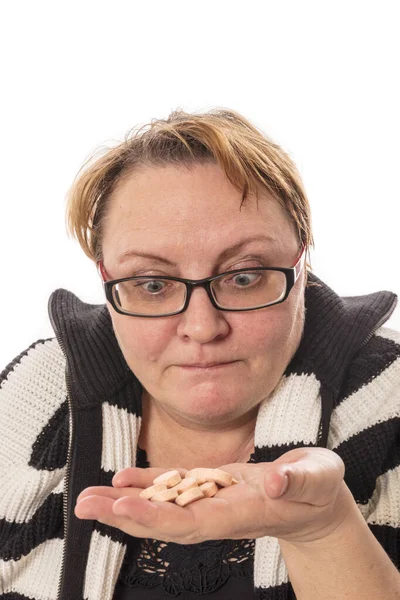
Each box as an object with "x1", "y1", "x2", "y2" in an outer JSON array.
[{"x1": 1, "y1": 272, "x2": 399, "y2": 600}]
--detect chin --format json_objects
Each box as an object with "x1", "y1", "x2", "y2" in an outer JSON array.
[{"x1": 175, "y1": 389, "x2": 249, "y2": 422}]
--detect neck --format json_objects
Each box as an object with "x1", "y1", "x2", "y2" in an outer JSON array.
[{"x1": 138, "y1": 392, "x2": 257, "y2": 470}]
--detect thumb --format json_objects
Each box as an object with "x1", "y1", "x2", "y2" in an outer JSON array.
[
  {"x1": 264, "y1": 451, "x2": 345, "y2": 505},
  {"x1": 264, "y1": 468, "x2": 290, "y2": 499}
]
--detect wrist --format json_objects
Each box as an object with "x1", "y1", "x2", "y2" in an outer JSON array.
[
  {"x1": 278, "y1": 485, "x2": 400, "y2": 600},
  {"x1": 280, "y1": 481, "x2": 359, "y2": 550}
]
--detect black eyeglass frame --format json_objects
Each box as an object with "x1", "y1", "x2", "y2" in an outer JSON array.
[{"x1": 99, "y1": 246, "x2": 305, "y2": 318}]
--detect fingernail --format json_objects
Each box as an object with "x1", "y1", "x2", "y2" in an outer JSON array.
[
  {"x1": 75, "y1": 504, "x2": 96, "y2": 519},
  {"x1": 279, "y1": 474, "x2": 289, "y2": 497}
]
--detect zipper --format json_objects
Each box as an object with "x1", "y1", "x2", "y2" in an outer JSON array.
[
  {"x1": 48, "y1": 297, "x2": 76, "y2": 600},
  {"x1": 45, "y1": 290, "x2": 397, "y2": 598},
  {"x1": 360, "y1": 296, "x2": 398, "y2": 349}
]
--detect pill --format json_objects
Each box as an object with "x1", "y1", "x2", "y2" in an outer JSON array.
[
  {"x1": 171, "y1": 476, "x2": 198, "y2": 494},
  {"x1": 232, "y1": 477, "x2": 239, "y2": 485},
  {"x1": 199, "y1": 481, "x2": 218, "y2": 497},
  {"x1": 139, "y1": 483, "x2": 168, "y2": 500},
  {"x1": 151, "y1": 488, "x2": 179, "y2": 502},
  {"x1": 184, "y1": 469, "x2": 207, "y2": 484},
  {"x1": 185, "y1": 468, "x2": 233, "y2": 487},
  {"x1": 175, "y1": 486, "x2": 205, "y2": 507},
  {"x1": 153, "y1": 470, "x2": 182, "y2": 488}
]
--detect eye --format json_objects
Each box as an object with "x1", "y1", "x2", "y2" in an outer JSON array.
[
  {"x1": 231, "y1": 272, "x2": 259, "y2": 286},
  {"x1": 137, "y1": 280, "x2": 166, "y2": 294}
]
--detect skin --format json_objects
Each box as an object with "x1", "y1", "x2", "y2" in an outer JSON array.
[
  {"x1": 75, "y1": 449, "x2": 353, "y2": 545},
  {"x1": 100, "y1": 162, "x2": 307, "y2": 470},
  {"x1": 73, "y1": 163, "x2": 400, "y2": 598},
  {"x1": 75, "y1": 162, "x2": 358, "y2": 552}
]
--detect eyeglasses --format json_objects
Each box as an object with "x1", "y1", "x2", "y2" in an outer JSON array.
[{"x1": 97, "y1": 245, "x2": 305, "y2": 318}]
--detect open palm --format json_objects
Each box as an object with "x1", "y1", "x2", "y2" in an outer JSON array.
[{"x1": 75, "y1": 447, "x2": 353, "y2": 545}]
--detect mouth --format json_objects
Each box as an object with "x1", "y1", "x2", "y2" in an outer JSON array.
[{"x1": 178, "y1": 361, "x2": 237, "y2": 370}]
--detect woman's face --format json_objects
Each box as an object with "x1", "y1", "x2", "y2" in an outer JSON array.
[{"x1": 101, "y1": 163, "x2": 306, "y2": 428}]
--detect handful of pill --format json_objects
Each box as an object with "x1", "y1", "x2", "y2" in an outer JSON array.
[{"x1": 139, "y1": 469, "x2": 238, "y2": 507}]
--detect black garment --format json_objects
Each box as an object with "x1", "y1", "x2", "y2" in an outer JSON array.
[
  {"x1": 2, "y1": 273, "x2": 399, "y2": 599},
  {"x1": 113, "y1": 448, "x2": 258, "y2": 599},
  {"x1": 113, "y1": 573, "x2": 258, "y2": 600}
]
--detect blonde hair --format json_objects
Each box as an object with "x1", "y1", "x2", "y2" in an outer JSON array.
[{"x1": 65, "y1": 108, "x2": 315, "y2": 272}]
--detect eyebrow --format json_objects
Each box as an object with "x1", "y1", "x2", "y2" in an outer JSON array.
[{"x1": 117, "y1": 235, "x2": 277, "y2": 266}]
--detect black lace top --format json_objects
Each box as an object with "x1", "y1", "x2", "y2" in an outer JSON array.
[{"x1": 113, "y1": 448, "x2": 258, "y2": 599}]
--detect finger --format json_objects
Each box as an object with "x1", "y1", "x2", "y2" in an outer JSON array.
[
  {"x1": 74, "y1": 494, "x2": 151, "y2": 535},
  {"x1": 74, "y1": 495, "x2": 128, "y2": 525},
  {"x1": 112, "y1": 494, "x2": 228, "y2": 543},
  {"x1": 76, "y1": 493, "x2": 200, "y2": 543},
  {"x1": 263, "y1": 469, "x2": 290, "y2": 499},
  {"x1": 112, "y1": 467, "x2": 188, "y2": 488},
  {"x1": 77, "y1": 485, "x2": 141, "y2": 504},
  {"x1": 74, "y1": 494, "x2": 162, "y2": 536},
  {"x1": 75, "y1": 487, "x2": 260, "y2": 544},
  {"x1": 265, "y1": 451, "x2": 345, "y2": 506},
  {"x1": 112, "y1": 493, "x2": 246, "y2": 543}
]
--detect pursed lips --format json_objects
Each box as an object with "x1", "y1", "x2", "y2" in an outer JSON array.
[{"x1": 177, "y1": 361, "x2": 238, "y2": 369}]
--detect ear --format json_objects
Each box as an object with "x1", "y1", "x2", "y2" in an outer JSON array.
[{"x1": 97, "y1": 260, "x2": 108, "y2": 282}]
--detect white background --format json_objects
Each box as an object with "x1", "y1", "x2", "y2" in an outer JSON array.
[{"x1": 1, "y1": 1, "x2": 399, "y2": 369}]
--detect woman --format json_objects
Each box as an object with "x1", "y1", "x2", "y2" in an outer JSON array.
[{"x1": 1, "y1": 108, "x2": 399, "y2": 600}]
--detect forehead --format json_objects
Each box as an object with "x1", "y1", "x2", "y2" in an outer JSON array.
[{"x1": 102, "y1": 163, "x2": 296, "y2": 260}]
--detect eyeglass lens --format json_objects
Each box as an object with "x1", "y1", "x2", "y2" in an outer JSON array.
[{"x1": 112, "y1": 270, "x2": 287, "y2": 315}]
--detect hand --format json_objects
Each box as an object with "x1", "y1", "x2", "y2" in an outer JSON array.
[{"x1": 75, "y1": 447, "x2": 354, "y2": 545}]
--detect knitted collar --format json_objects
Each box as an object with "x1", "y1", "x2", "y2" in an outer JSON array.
[{"x1": 48, "y1": 272, "x2": 397, "y2": 416}]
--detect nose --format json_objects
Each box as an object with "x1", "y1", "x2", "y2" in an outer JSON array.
[{"x1": 176, "y1": 286, "x2": 230, "y2": 343}]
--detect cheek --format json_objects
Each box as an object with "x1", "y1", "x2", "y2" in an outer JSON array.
[
  {"x1": 235, "y1": 298, "x2": 304, "y2": 360},
  {"x1": 110, "y1": 309, "x2": 174, "y2": 365}
]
